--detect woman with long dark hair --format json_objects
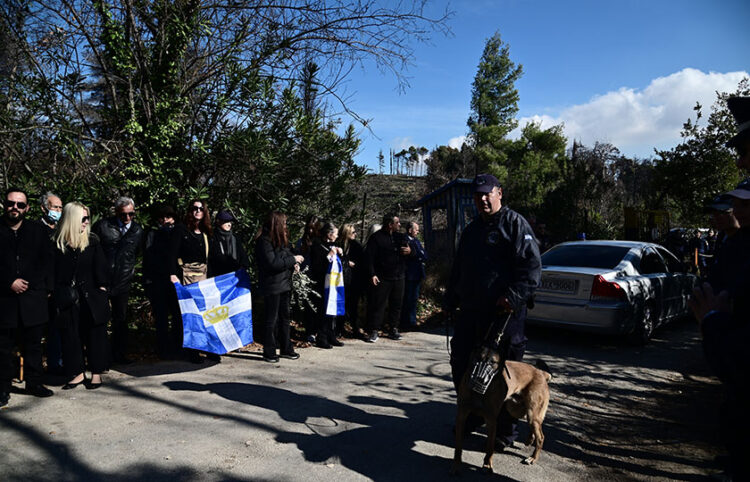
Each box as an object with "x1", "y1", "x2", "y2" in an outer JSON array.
[
  {"x1": 169, "y1": 199, "x2": 213, "y2": 363},
  {"x1": 255, "y1": 211, "x2": 304, "y2": 363},
  {"x1": 54, "y1": 202, "x2": 111, "y2": 390}
]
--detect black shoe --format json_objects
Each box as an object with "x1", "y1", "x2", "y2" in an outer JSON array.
[
  {"x1": 26, "y1": 384, "x2": 54, "y2": 398},
  {"x1": 263, "y1": 355, "x2": 280, "y2": 363},
  {"x1": 366, "y1": 331, "x2": 379, "y2": 343},
  {"x1": 316, "y1": 340, "x2": 333, "y2": 349},
  {"x1": 0, "y1": 391, "x2": 9, "y2": 407},
  {"x1": 62, "y1": 379, "x2": 85, "y2": 390},
  {"x1": 280, "y1": 352, "x2": 300, "y2": 360},
  {"x1": 206, "y1": 353, "x2": 221, "y2": 362},
  {"x1": 389, "y1": 329, "x2": 402, "y2": 340},
  {"x1": 330, "y1": 338, "x2": 344, "y2": 347}
]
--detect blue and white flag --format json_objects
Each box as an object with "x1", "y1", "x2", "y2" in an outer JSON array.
[
  {"x1": 324, "y1": 255, "x2": 346, "y2": 316},
  {"x1": 174, "y1": 270, "x2": 253, "y2": 354}
]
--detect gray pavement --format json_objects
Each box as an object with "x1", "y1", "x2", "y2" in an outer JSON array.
[{"x1": 0, "y1": 323, "x2": 719, "y2": 481}]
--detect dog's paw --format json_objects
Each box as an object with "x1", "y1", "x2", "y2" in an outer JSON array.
[{"x1": 521, "y1": 456, "x2": 535, "y2": 465}]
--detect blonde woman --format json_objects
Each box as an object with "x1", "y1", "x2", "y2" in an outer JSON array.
[
  {"x1": 53, "y1": 202, "x2": 110, "y2": 389},
  {"x1": 338, "y1": 224, "x2": 365, "y2": 335}
]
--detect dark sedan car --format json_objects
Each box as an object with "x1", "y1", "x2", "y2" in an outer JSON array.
[{"x1": 527, "y1": 241, "x2": 698, "y2": 343}]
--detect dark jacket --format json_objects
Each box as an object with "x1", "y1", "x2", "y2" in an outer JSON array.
[
  {"x1": 93, "y1": 216, "x2": 144, "y2": 295},
  {"x1": 404, "y1": 235, "x2": 427, "y2": 281},
  {"x1": 143, "y1": 224, "x2": 177, "y2": 285},
  {"x1": 53, "y1": 234, "x2": 111, "y2": 326},
  {"x1": 445, "y1": 206, "x2": 541, "y2": 313},
  {"x1": 365, "y1": 229, "x2": 409, "y2": 281},
  {"x1": 0, "y1": 219, "x2": 55, "y2": 328},
  {"x1": 208, "y1": 230, "x2": 250, "y2": 277},
  {"x1": 341, "y1": 238, "x2": 365, "y2": 287},
  {"x1": 255, "y1": 233, "x2": 297, "y2": 296},
  {"x1": 169, "y1": 224, "x2": 210, "y2": 277}
]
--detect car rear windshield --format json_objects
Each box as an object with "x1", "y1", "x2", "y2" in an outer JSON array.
[{"x1": 541, "y1": 245, "x2": 630, "y2": 269}]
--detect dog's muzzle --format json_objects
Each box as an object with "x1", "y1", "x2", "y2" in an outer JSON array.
[{"x1": 469, "y1": 358, "x2": 499, "y2": 394}]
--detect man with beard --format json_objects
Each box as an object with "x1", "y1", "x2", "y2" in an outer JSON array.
[{"x1": 0, "y1": 188, "x2": 55, "y2": 406}]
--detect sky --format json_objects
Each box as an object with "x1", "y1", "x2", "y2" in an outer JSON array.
[{"x1": 336, "y1": 0, "x2": 750, "y2": 172}]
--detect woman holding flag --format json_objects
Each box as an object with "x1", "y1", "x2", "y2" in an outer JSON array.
[{"x1": 310, "y1": 222, "x2": 346, "y2": 349}]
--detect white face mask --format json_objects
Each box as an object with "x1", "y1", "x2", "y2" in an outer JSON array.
[{"x1": 47, "y1": 210, "x2": 62, "y2": 222}]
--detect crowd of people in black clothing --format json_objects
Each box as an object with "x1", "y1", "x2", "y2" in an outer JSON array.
[{"x1": 0, "y1": 189, "x2": 427, "y2": 407}]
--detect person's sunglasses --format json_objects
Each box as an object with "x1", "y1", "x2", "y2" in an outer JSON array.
[
  {"x1": 82, "y1": 216, "x2": 90, "y2": 223},
  {"x1": 191, "y1": 206, "x2": 204, "y2": 212},
  {"x1": 119, "y1": 211, "x2": 136, "y2": 218},
  {"x1": 4, "y1": 200, "x2": 27, "y2": 209}
]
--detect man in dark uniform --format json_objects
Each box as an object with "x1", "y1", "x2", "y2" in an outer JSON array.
[
  {"x1": 445, "y1": 173, "x2": 541, "y2": 448},
  {"x1": 0, "y1": 188, "x2": 55, "y2": 406},
  {"x1": 93, "y1": 196, "x2": 144, "y2": 364},
  {"x1": 691, "y1": 96, "x2": 750, "y2": 480}
]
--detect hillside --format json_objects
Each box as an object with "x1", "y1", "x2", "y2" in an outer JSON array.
[{"x1": 349, "y1": 174, "x2": 428, "y2": 234}]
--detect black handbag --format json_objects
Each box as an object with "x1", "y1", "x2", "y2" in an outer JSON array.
[{"x1": 54, "y1": 282, "x2": 79, "y2": 310}]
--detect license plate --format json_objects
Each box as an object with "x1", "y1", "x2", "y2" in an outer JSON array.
[{"x1": 540, "y1": 277, "x2": 576, "y2": 294}]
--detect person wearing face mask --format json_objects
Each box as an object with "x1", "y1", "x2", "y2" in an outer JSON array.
[
  {"x1": 144, "y1": 204, "x2": 182, "y2": 360},
  {"x1": 38, "y1": 191, "x2": 64, "y2": 375},
  {"x1": 93, "y1": 196, "x2": 144, "y2": 365},
  {"x1": 39, "y1": 191, "x2": 63, "y2": 230},
  {"x1": 0, "y1": 188, "x2": 55, "y2": 407},
  {"x1": 208, "y1": 209, "x2": 250, "y2": 277}
]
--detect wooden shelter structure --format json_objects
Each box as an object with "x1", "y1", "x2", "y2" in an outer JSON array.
[{"x1": 416, "y1": 178, "x2": 477, "y2": 260}]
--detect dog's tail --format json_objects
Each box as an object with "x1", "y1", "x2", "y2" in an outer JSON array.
[{"x1": 535, "y1": 359, "x2": 553, "y2": 381}]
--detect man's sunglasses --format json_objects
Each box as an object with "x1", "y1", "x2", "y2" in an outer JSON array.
[
  {"x1": 4, "y1": 200, "x2": 27, "y2": 209},
  {"x1": 119, "y1": 211, "x2": 136, "y2": 218}
]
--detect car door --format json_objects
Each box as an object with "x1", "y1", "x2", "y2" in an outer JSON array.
[
  {"x1": 656, "y1": 246, "x2": 691, "y2": 318},
  {"x1": 637, "y1": 247, "x2": 669, "y2": 323}
]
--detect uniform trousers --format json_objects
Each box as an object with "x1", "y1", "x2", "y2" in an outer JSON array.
[
  {"x1": 147, "y1": 281, "x2": 183, "y2": 358},
  {"x1": 0, "y1": 324, "x2": 45, "y2": 390}
]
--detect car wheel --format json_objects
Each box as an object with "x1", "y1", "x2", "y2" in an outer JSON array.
[{"x1": 628, "y1": 303, "x2": 655, "y2": 345}]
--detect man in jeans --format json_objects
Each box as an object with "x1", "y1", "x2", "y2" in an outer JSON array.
[{"x1": 365, "y1": 213, "x2": 411, "y2": 342}]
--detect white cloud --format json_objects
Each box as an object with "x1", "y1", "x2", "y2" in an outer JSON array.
[
  {"x1": 515, "y1": 68, "x2": 748, "y2": 157},
  {"x1": 391, "y1": 136, "x2": 414, "y2": 152},
  {"x1": 448, "y1": 135, "x2": 467, "y2": 149}
]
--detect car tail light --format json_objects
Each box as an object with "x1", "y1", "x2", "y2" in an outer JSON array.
[{"x1": 590, "y1": 275, "x2": 627, "y2": 301}]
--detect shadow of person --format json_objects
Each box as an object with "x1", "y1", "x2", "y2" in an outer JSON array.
[{"x1": 164, "y1": 381, "x2": 514, "y2": 480}]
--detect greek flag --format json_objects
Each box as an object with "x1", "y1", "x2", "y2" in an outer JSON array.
[
  {"x1": 174, "y1": 270, "x2": 253, "y2": 354},
  {"x1": 324, "y1": 255, "x2": 346, "y2": 316}
]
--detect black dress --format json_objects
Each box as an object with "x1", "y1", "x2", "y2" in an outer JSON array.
[{"x1": 53, "y1": 234, "x2": 111, "y2": 376}]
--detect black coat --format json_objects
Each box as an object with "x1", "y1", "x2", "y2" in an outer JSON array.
[
  {"x1": 53, "y1": 234, "x2": 111, "y2": 326},
  {"x1": 0, "y1": 219, "x2": 54, "y2": 328},
  {"x1": 208, "y1": 230, "x2": 250, "y2": 277},
  {"x1": 143, "y1": 224, "x2": 177, "y2": 285},
  {"x1": 446, "y1": 206, "x2": 541, "y2": 313},
  {"x1": 365, "y1": 229, "x2": 408, "y2": 281},
  {"x1": 255, "y1": 233, "x2": 297, "y2": 296},
  {"x1": 93, "y1": 216, "x2": 144, "y2": 295}
]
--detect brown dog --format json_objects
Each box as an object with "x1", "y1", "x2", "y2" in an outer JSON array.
[{"x1": 451, "y1": 347, "x2": 552, "y2": 474}]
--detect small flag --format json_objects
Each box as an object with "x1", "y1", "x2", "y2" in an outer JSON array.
[
  {"x1": 174, "y1": 270, "x2": 253, "y2": 354},
  {"x1": 324, "y1": 254, "x2": 346, "y2": 316}
]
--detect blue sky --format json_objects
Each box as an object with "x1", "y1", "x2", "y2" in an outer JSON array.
[{"x1": 337, "y1": 0, "x2": 749, "y2": 171}]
